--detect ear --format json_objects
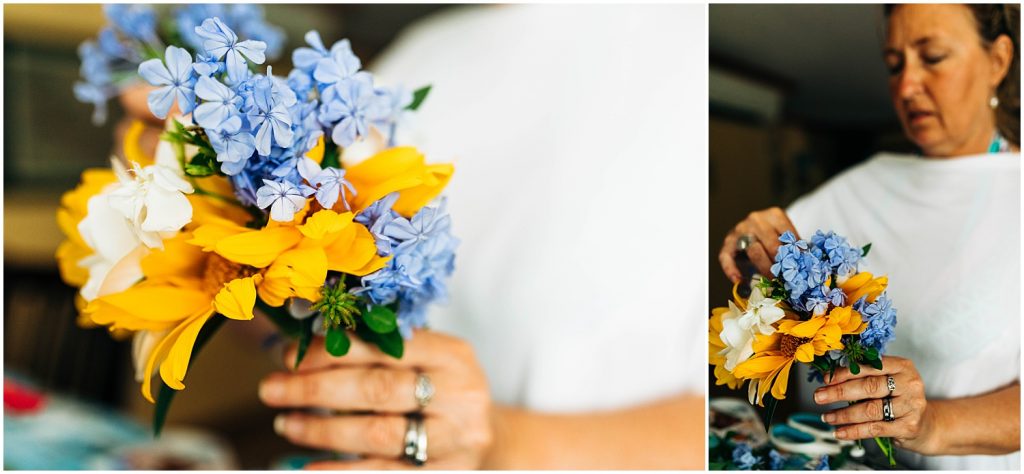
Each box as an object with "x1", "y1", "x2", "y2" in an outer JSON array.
[{"x1": 989, "y1": 34, "x2": 1014, "y2": 88}]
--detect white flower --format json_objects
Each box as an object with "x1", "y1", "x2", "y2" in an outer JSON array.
[
  {"x1": 107, "y1": 161, "x2": 194, "y2": 249},
  {"x1": 718, "y1": 286, "x2": 786, "y2": 371},
  {"x1": 256, "y1": 179, "x2": 306, "y2": 222},
  {"x1": 77, "y1": 190, "x2": 146, "y2": 302},
  {"x1": 132, "y1": 329, "x2": 169, "y2": 382}
]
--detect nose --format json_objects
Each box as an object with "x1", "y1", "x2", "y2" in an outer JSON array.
[{"x1": 894, "y1": 63, "x2": 924, "y2": 102}]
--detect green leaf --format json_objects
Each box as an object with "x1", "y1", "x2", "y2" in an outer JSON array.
[
  {"x1": 849, "y1": 360, "x2": 860, "y2": 375},
  {"x1": 325, "y1": 326, "x2": 351, "y2": 357},
  {"x1": 153, "y1": 315, "x2": 226, "y2": 436},
  {"x1": 405, "y1": 85, "x2": 432, "y2": 111},
  {"x1": 356, "y1": 323, "x2": 404, "y2": 359},
  {"x1": 868, "y1": 357, "x2": 884, "y2": 371},
  {"x1": 363, "y1": 305, "x2": 398, "y2": 334},
  {"x1": 294, "y1": 317, "x2": 314, "y2": 370},
  {"x1": 763, "y1": 395, "x2": 779, "y2": 432},
  {"x1": 184, "y1": 153, "x2": 217, "y2": 177},
  {"x1": 321, "y1": 143, "x2": 341, "y2": 169},
  {"x1": 861, "y1": 243, "x2": 872, "y2": 257}
]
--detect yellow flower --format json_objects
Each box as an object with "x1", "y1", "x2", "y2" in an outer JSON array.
[
  {"x1": 83, "y1": 232, "x2": 264, "y2": 402},
  {"x1": 840, "y1": 271, "x2": 888, "y2": 304},
  {"x1": 56, "y1": 169, "x2": 118, "y2": 289},
  {"x1": 734, "y1": 315, "x2": 845, "y2": 405},
  {"x1": 709, "y1": 306, "x2": 745, "y2": 390},
  {"x1": 344, "y1": 146, "x2": 454, "y2": 217}
]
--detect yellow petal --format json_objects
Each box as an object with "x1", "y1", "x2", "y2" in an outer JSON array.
[
  {"x1": 344, "y1": 147, "x2": 454, "y2": 217},
  {"x1": 160, "y1": 310, "x2": 215, "y2": 391},
  {"x1": 299, "y1": 210, "x2": 354, "y2": 240},
  {"x1": 787, "y1": 316, "x2": 826, "y2": 338},
  {"x1": 214, "y1": 275, "x2": 261, "y2": 320},
  {"x1": 189, "y1": 218, "x2": 251, "y2": 251},
  {"x1": 257, "y1": 247, "x2": 328, "y2": 307},
  {"x1": 124, "y1": 120, "x2": 154, "y2": 166},
  {"x1": 305, "y1": 135, "x2": 325, "y2": 164},
  {"x1": 214, "y1": 226, "x2": 302, "y2": 268},
  {"x1": 734, "y1": 355, "x2": 789, "y2": 379},
  {"x1": 86, "y1": 284, "x2": 211, "y2": 330},
  {"x1": 770, "y1": 360, "x2": 794, "y2": 400},
  {"x1": 142, "y1": 233, "x2": 207, "y2": 280},
  {"x1": 794, "y1": 342, "x2": 816, "y2": 363},
  {"x1": 392, "y1": 163, "x2": 454, "y2": 217}
]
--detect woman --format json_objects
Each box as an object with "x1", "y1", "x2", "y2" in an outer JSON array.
[
  {"x1": 257, "y1": 5, "x2": 707, "y2": 469},
  {"x1": 718, "y1": 4, "x2": 1020, "y2": 470}
]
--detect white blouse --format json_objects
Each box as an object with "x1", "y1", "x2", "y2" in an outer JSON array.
[
  {"x1": 788, "y1": 152, "x2": 1021, "y2": 470},
  {"x1": 369, "y1": 4, "x2": 707, "y2": 412}
]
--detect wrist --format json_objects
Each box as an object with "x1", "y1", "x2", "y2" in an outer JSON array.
[
  {"x1": 914, "y1": 399, "x2": 947, "y2": 455},
  {"x1": 482, "y1": 405, "x2": 530, "y2": 469}
]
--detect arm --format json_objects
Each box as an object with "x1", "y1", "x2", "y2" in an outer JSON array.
[
  {"x1": 922, "y1": 382, "x2": 1020, "y2": 455},
  {"x1": 485, "y1": 394, "x2": 705, "y2": 469}
]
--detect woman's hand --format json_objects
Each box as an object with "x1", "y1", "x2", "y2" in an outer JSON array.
[
  {"x1": 814, "y1": 356, "x2": 940, "y2": 454},
  {"x1": 718, "y1": 207, "x2": 799, "y2": 283},
  {"x1": 258, "y1": 331, "x2": 494, "y2": 469}
]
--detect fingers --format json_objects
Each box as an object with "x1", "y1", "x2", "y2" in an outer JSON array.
[
  {"x1": 814, "y1": 374, "x2": 900, "y2": 404},
  {"x1": 276, "y1": 412, "x2": 454, "y2": 459},
  {"x1": 744, "y1": 240, "x2": 775, "y2": 277},
  {"x1": 284, "y1": 331, "x2": 469, "y2": 372},
  {"x1": 822, "y1": 396, "x2": 911, "y2": 425},
  {"x1": 260, "y1": 366, "x2": 426, "y2": 413},
  {"x1": 834, "y1": 416, "x2": 921, "y2": 441},
  {"x1": 825, "y1": 356, "x2": 908, "y2": 386},
  {"x1": 719, "y1": 231, "x2": 742, "y2": 283}
]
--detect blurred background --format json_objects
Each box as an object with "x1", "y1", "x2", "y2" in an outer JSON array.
[
  {"x1": 707, "y1": 4, "x2": 914, "y2": 404},
  {"x1": 3, "y1": 3, "x2": 455, "y2": 469}
]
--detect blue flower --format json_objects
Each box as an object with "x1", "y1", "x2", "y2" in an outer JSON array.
[
  {"x1": 96, "y1": 27, "x2": 134, "y2": 60},
  {"x1": 175, "y1": 4, "x2": 228, "y2": 51},
  {"x1": 256, "y1": 179, "x2": 306, "y2": 222},
  {"x1": 383, "y1": 204, "x2": 452, "y2": 255},
  {"x1": 296, "y1": 159, "x2": 356, "y2": 210},
  {"x1": 318, "y1": 74, "x2": 387, "y2": 146},
  {"x1": 732, "y1": 443, "x2": 761, "y2": 470},
  {"x1": 355, "y1": 193, "x2": 401, "y2": 256},
  {"x1": 312, "y1": 38, "x2": 362, "y2": 91},
  {"x1": 374, "y1": 85, "x2": 414, "y2": 145},
  {"x1": 208, "y1": 115, "x2": 256, "y2": 175},
  {"x1": 192, "y1": 52, "x2": 224, "y2": 77},
  {"x1": 815, "y1": 455, "x2": 830, "y2": 470},
  {"x1": 193, "y1": 75, "x2": 242, "y2": 129},
  {"x1": 138, "y1": 46, "x2": 197, "y2": 119},
  {"x1": 854, "y1": 294, "x2": 897, "y2": 354},
  {"x1": 293, "y1": 30, "x2": 332, "y2": 74},
  {"x1": 103, "y1": 4, "x2": 157, "y2": 43},
  {"x1": 194, "y1": 17, "x2": 266, "y2": 84},
  {"x1": 768, "y1": 449, "x2": 786, "y2": 470},
  {"x1": 247, "y1": 69, "x2": 295, "y2": 155}
]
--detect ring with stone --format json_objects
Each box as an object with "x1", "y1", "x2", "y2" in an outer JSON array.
[{"x1": 414, "y1": 372, "x2": 435, "y2": 411}]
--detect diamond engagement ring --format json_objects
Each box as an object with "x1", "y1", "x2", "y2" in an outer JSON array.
[
  {"x1": 403, "y1": 413, "x2": 428, "y2": 466},
  {"x1": 414, "y1": 373, "x2": 435, "y2": 410},
  {"x1": 886, "y1": 375, "x2": 896, "y2": 396},
  {"x1": 881, "y1": 397, "x2": 895, "y2": 422}
]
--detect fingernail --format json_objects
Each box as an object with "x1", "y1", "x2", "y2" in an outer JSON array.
[
  {"x1": 273, "y1": 415, "x2": 287, "y2": 435},
  {"x1": 822, "y1": 413, "x2": 835, "y2": 424},
  {"x1": 814, "y1": 390, "x2": 827, "y2": 403},
  {"x1": 834, "y1": 429, "x2": 847, "y2": 440},
  {"x1": 259, "y1": 379, "x2": 284, "y2": 402}
]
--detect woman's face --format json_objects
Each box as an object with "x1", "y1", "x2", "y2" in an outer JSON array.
[{"x1": 885, "y1": 5, "x2": 1009, "y2": 157}]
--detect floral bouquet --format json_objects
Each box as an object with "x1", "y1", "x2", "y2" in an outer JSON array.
[
  {"x1": 75, "y1": 4, "x2": 286, "y2": 125},
  {"x1": 57, "y1": 13, "x2": 454, "y2": 435},
  {"x1": 710, "y1": 231, "x2": 898, "y2": 466}
]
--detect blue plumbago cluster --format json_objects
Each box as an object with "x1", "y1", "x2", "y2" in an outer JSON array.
[
  {"x1": 137, "y1": 18, "x2": 414, "y2": 223},
  {"x1": 770, "y1": 231, "x2": 862, "y2": 315},
  {"x1": 74, "y1": 4, "x2": 284, "y2": 125},
  {"x1": 355, "y1": 194, "x2": 459, "y2": 338},
  {"x1": 728, "y1": 443, "x2": 831, "y2": 471},
  {"x1": 732, "y1": 444, "x2": 761, "y2": 470},
  {"x1": 853, "y1": 294, "x2": 897, "y2": 354}
]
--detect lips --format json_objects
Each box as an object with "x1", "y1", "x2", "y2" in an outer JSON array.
[{"x1": 906, "y1": 109, "x2": 935, "y2": 125}]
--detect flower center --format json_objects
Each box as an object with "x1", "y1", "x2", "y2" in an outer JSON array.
[
  {"x1": 780, "y1": 334, "x2": 811, "y2": 358},
  {"x1": 202, "y1": 254, "x2": 258, "y2": 295}
]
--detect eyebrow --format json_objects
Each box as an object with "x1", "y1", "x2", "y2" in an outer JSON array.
[{"x1": 883, "y1": 36, "x2": 936, "y2": 55}]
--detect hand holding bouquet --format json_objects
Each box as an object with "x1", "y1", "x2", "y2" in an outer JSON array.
[
  {"x1": 710, "y1": 230, "x2": 899, "y2": 465},
  {"x1": 58, "y1": 12, "x2": 455, "y2": 435}
]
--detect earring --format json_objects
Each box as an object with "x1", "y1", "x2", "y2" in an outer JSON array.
[{"x1": 990, "y1": 95, "x2": 1000, "y2": 109}]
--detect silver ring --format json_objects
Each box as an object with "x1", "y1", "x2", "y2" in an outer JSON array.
[
  {"x1": 736, "y1": 233, "x2": 756, "y2": 251},
  {"x1": 414, "y1": 373, "x2": 435, "y2": 410},
  {"x1": 403, "y1": 414, "x2": 428, "y2": 466},
  {"x1": 881, "y1": 397, "x2": 895, "y2": 422},
  {"x1": 886, "y1": 375, "x2": 896, "y2": 396}
]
